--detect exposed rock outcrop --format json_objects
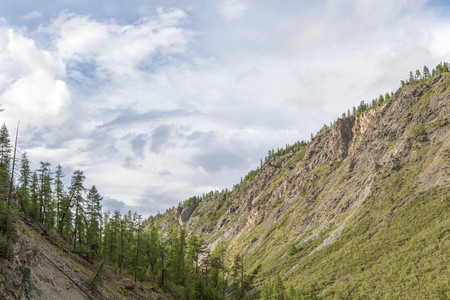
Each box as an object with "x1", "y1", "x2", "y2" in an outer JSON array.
[{"x1": 176, "y1": 203, "x2": 197, "y2": 224}]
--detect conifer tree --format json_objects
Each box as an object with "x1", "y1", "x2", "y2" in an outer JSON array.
[
  {"x1": 134, "y1": 213, "x2": 142, "y2": 283},
  {"x1": 119, "y1": 211, "x2": 127, "y2": 274},
  {"x1": 211, "y1": 239, "x2": 227, "y2": 298},
  {"x1": 70, "y1": 170, "x2": 86, "y2": 250},
  {"x1": 146, "y1": 219, "x2": 160, "y2": 282},
  {"x1": 30, "y1": 172, "x2": 39, "y2": 220},
  {"x1": 231, "y1": 254, "x2": 243, "y2": 296},
  {"x1": 272, "y1": 274, "x2": 287, "y2": 300},
  {"x1": 415, "y1": 69, "x2": 421, "y2": 80},
  {"x1": 110, "y1": 210, "x2": 121, "y2": 266},
  {"x1": 423, "y1": 65, "x2": 430, "y2": 78},
  {"x1": 54, "y1": 165, "x2": 66, "y2": 230},
  {"x1": 0, "y1": 124, "x2": 11, "y2": 201},
  {"x1": 187, "y1": 232, "x2": 207, "y2": 276},
  {"x1": 17, "y1": 152, "x2": 31, "y2": 213},
  {"x1": 102, "y1": 211, "x2": 111, "y2": 258},
  {"x1": 37, "y1": 162, "x2": 53, "y2": 227},
  {"x1": 86, "y1": 185, "x2": 102, "y2": 261}
]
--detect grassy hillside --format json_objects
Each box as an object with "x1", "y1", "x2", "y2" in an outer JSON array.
[{"x1": 159, "y1": 73, "x2": 450, "y2": 299}]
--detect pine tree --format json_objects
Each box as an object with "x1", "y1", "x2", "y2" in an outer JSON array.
[
  {"x1": 37, "y1": 162, "x2": 53, "y2": 227},
  {"x1": 211, "y1": 239, "x2": 227, "y2": 298},
  {"x1": 415, "y1": 69, "x2": 421, "y2": 80},
  {"x1": 272, "y1": 274, "x2": 287, "y2": 300},
  {"x1": 146, "y1": 219, "x2": 160, "y2": 282},
  {"x1": 109, "y1": 210, "x2": 121, "y2": 266},
  {"x1": 119, "y1": 211, "x2": 127, "y2": 274},
  {"x1": 423, "y1": 65, "x2": 430, "y2": 79},
  {"x1": 444, "y1": 62, "x2": 449, "y2": 72},
  {"x1": 29, "y1": 172, "x2": 39, "y2": 220},
  {"x1": 0, "y1": 124, "x2": 11, "y2": 201},
  {"x1": 86, "y1": 185, "x2": 102, "y2": 261},
  {"x1": 158, "y1": 233, "x2": 168, "y2": 287},
  {"x1": 134, "y1": 213, "x2": 142, "y2": 283},
  {"x1": 187, "y1": 232, "x2": 207, "y2": 276},
  {"x1": 17, "y1": 152, "x2": 31, "y2": 214},
  {"x1": 231, "y1": 254, "x2": 243, "y2": 296},
  {"x1": 385, "y1": 92, "x2": 390, "y2": 101},
  {"x1": 54, "y1": 165, "x2": 66, "y2": 230},
  {"x1": 70, "y1": 170, "x2": 86, "y2": 251}
]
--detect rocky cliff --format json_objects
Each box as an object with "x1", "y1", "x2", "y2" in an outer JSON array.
[{"x1": 161, "y1": 74, "x2": 450, "y2": 298}]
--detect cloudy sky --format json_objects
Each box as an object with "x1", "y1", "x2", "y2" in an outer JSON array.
[{"x1": 1, "y1": 0, "x2": 449, "y2": 216}]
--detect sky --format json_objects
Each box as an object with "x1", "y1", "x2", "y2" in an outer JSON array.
[{"x1": 1, "y1": 0, "x2": 450, "y2": 216}]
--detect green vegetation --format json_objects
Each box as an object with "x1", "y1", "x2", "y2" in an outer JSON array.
[{"x1": 1, "y1": 62, "x2": 449, "y2": 298}]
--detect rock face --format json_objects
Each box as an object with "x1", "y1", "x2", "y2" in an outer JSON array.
[
  {"x1": 304, "y1": 116, "x2": 355, "y2": 165},
  {"x1": 176, "y1": 203, "x2": 197, "y2": 224},
  {"x1": 161, "y1": 74, "x2": 450, "y2": 296}
]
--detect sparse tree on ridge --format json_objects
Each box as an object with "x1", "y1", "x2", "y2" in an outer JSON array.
[
  {"x1": 423, "y1": 65, "x2": 430, "y2": 78},
  {"x1": 415, "y1": 69, "x2": 421, "y2": 80}
]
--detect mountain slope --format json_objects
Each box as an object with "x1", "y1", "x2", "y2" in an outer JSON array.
[
  {"x1": 0, "y1": 218, "x2": 168, "y2": 299},
  {"x1": 161, "y1": 74, "x2": 450, "y2": 298}
]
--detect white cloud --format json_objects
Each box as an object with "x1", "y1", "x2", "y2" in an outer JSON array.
[
  {"x1": 218, "y1": 0, "x2": 249, "y2": 20},
  {"x1": 44, "y1": 9, "x2": 193, "y2": 78},
  {"x1": 0, "y1": 28, "x2": 71, "y2": 135},
  {"x1": 1, "y1": 2, "x2": 450, "y2": 216},
  {"x1": 22, "y1": 11, "x2": 42, "y2": 21}
]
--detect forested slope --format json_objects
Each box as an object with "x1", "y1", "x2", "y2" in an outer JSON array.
[{"x1": 159, "y1": 71, "x2": 450, "y2": 299}]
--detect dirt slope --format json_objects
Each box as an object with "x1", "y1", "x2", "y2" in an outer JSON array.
[{"x1": 1, "y1": 219, "x2": 168, "y2": 300}]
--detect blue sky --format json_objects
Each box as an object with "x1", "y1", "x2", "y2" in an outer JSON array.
[{"x1": 1, "y1": 0, "x2": 450, "y2": 216}]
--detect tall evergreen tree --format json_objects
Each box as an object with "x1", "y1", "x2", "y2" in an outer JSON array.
[
  {"x1": 415, "y1": 69, "x2": 421, "y2": 80},
  {"x1": 211, "y1": 239, "x2": 227, "y2": 298},
  {"x1": 231, "y1": 254, "x2": 243, "y2": 296},
  {"x1": 86, "y1": 185, "x2": 102, "y2": 261},
  {"x1": 37, "y1": 162, "x2": 53, "y2": 227},
  {"x1": 54, "y1": 165, "x2": 66, "y2": 230},
  {"x1": 187, "y1": 232, "x2": 207, "y2": 277},
  {"x1": 423, "y1": 65, "x2": 430, "y2": 79},
  {"x1": 17, "y1": 152, "x2": 31, "y2": 213},
  {"x1": 0, "y1": 124, "x2": 11, "y2": 201},
  {"x1": 146, "y1": 219, "x2": 160, "y2": 282},
  {"x1": 134, "y1": 213, "x2": 142, "y2": 283},
  {"x1": 70, "y1": 170, "x2": 86, "y2": 250},
  {"x1": 30, "y1": 172, "x2": 39, "y2": 220}
]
